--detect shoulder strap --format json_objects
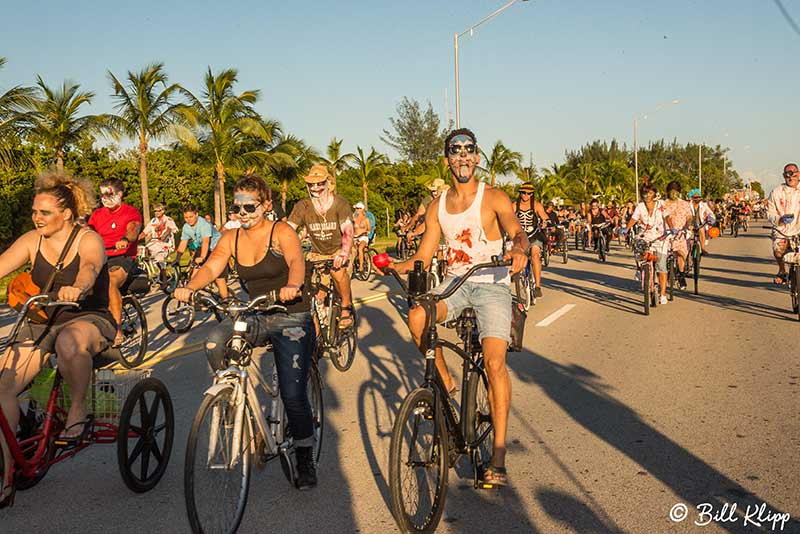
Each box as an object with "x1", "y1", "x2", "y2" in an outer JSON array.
[
  {"x1": 41, "y1": 224, "x2": 82, "y2": 294},
  {"x1": 234, "y1": 228, "x2": 240, "y2": 267},
  {"x1": 267, "y1": 222, "x2": 278, "y2": 252}
]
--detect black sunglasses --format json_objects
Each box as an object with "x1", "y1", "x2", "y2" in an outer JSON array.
[
  {"x1": 447, "y1": 143, "x2": 477, "y2": 155},
  {"x1": 230, "y1": 203, "x2": 260, "y2": 215},
  {"x1": 520, "y1": 191, "x2": 532, "y2": 195},
  {"x1": 784, "y1": 170, "x2": 798, "y2": 178}
]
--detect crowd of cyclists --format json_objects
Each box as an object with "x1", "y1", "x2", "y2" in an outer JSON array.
[{"x1": 0, "y1": 124, "x2": 798, "y2": 532}]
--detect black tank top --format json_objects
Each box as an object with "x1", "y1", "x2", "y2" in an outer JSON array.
[
  {"x1": 234, "y1": 224, "x2": 310, "y2": 314},
  {"x1": 30, "y1": 232, "x2": 113, "y2": 324}
]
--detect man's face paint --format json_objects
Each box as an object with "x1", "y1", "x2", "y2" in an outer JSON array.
[
  {"x1": 446, "y1": 134, "x2": 479, "y2": 184},
  {"x1": 233, "y1": 192, "x2": 263, "y2": 229},
  {"x1": 100, "y1": 187, "x2": 122, "y2": 209},
  {"x1": 668, "y1": 190, "x2": 680, "y2": 200},
  {"x1": 307, "y1": 179, "x2": 329, "y2": 199}
]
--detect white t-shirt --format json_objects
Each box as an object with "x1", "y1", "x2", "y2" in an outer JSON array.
[{"x1": 632, "y1": 200, "x2": 667, "y2": 250}]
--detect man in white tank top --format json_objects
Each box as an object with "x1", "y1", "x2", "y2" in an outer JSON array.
[{"x1": 385, "y1": 128, "x2": 529, "y2": 486}]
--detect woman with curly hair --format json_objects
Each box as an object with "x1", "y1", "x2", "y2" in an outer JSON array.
[{"x1": 0, "y1": 172, "x2": 114, "y2": 508}]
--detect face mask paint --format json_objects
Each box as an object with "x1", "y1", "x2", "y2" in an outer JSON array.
[
  {"x1": 233, "y1": 193, "x2": 263, "y2": 229},
  {"x1": 100, "y1": 190, "x2": 122, "y2": 209},
  {"x1": 668, "y1": 190, "x2": 680, "y2": 200}
]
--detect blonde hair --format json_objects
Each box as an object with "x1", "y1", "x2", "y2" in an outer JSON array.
[{"x1": 34, "y1": 172, "x2": 97, "y2": 219}]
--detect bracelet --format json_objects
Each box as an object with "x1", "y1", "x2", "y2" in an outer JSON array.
[{"x1": 286, "y1": 284, "x2": 301, "y2": 290}]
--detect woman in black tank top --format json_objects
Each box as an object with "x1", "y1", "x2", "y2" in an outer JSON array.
[
  {"x1": 0, "y1": 173, "x2": 113, "y2": 504},
  {"x1": 173, "y1": 174, "x2": 318, "y2": 489}
]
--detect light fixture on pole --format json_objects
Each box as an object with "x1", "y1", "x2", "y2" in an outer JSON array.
[
  {"x1": 454, "y1": 0, "x2": 528, "y2": 128},
  {"x1": 633, "y1": 99, "x2": 680, "y2": 203}
]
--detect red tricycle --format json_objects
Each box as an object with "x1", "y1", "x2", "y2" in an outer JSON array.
[{"x1": 0, "y1": 294, "x2": 174, "y2": 507}]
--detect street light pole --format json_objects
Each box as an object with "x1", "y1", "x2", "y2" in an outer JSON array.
[
  {"x1": 453, "y1": 0, "x2": 528, "y2": 128},
  {"x1": 699, "y1": 144, "x2": 703, "y2": 194}
]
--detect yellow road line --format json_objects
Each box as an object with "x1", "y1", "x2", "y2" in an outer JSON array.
[{"x1": 139, "y1": 289, "x2": 394, "y2": 368}]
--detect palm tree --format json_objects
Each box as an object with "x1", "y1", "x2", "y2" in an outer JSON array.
[
  {"x1": 107, "y1": 63, "x2": 181, "y2": 220},
  {"x1": 352, "y1": 146, "x2": 389, "y2": 210},
  {"x1": 0, "y1": 57, "x2": 36, "y2": 169},
  {"x1": 538, "y1": 164, "x2": 572, "y2": 202},
  {"x1": 262, "y1": 133, "x2": 318, "y2": 211},
  {"x1": 514, "y1": 154, "x2": 539, "y2": 184},
  {"x1": 480, "y1": 141, "x2": 522, "y2": 186},
  {"x1": 174, "y1": 67, "x2": 265, "y2": 224},
  {"x1": 319, "y1": 137, "x2": 354, "y2": 193},
  {"x1": 26, "y1": 76, "x2": 108, "y2": 173}
]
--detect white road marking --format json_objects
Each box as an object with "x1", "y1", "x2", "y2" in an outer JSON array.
[{"x1": 535, "y1": 304, "x2": 576, "y2": 327}]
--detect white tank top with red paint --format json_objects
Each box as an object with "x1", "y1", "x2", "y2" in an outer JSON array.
[{"x1": 438, "y1": 181, "x2": 509, "y2": 285}]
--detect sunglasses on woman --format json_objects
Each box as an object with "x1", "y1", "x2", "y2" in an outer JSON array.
[{"x1": 230, "y1": 203, "x2": 260, "y2": 215}]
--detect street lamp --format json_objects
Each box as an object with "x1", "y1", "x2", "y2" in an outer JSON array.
[
  {"x1": 633, "y1": 99, "x2": 680, "y2": 202},
  {"x1": 454, "y1": 0, "x2": 528, "y2": 128}
]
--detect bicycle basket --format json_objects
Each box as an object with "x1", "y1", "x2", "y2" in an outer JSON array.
[{"x1": 28, "y1": 368, "x2": 152, "y2": 424}]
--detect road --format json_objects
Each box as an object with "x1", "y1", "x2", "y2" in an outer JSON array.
[{"x1": 1, "y1": 225, "x2": 798, "y2": 533}]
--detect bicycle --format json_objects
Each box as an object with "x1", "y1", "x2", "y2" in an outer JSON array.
[
  {"x1": 309, "y1": 260, "x2": 358, "y2": 372},
  {"x1": 136, "y1": 245, "x2": 178, "y2": 294},
  {"x1": 765, "y1": 226, "x2": 800, "y2": 321},
  {"x1": 385, "y1": 257, "x2": 512, "y2": 533},
  {"x1": 161, "y1": 261, "x2": 225, "y2": 334},
  {"x1": 632, "y1": 235, "x2": 665, "y2": 315},
  {"x1": 1, "y1": 294, "x2": 174, "y2": 506},
  {"x1": 184, "y1": 291, "x2": 324, "y2": 534},
  {"x1": 687, "y1": 225, "x2": 703, "y2": 295},
  {"x1": 353, "y1": 242, "x2": 380, "y2": 282},
  {"x1": 512, "y1": 262, "x2": 536, "y2": 311},
  {"x1": 665, "y1": 230, "x2": 688, "y2": 302},
  {"x1": 547, "y1": 223, "x2": 569, "y2": 264},
  {"x1": 591, "y1": 222, "x2": 611, "y2": 262}
]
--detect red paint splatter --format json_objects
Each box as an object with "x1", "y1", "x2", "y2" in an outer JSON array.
[{"x1": 455, "y1": 228, "x2": 473, "y2": 248}]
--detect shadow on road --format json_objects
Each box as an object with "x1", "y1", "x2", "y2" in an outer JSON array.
[{"x1": 508, "y1": 350, "x2": 799, "y2": 533}]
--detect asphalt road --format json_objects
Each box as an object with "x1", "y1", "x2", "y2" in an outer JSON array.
[{"x1": 1, "y1": 225, "x2": 798, "y2": 533}]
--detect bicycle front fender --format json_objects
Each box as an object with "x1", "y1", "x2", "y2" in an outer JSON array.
[{"x1": 203, "y1": 382, "x2": 234, "y2": 398}]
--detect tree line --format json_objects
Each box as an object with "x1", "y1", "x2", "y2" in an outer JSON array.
[{"x1": 1, "y1": 57, "x2": 747, "y2": 249}]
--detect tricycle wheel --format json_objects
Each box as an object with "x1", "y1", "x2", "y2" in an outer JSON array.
[{"x1": 117, "y1": 377, "x2": 174, "y2": 492}]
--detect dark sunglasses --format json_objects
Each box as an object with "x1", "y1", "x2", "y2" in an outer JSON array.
[
  {"x1": 230, "y1": 203, "x2": 260, "y2": 215},
  {"x1": 447, "y1": 143, "x2": 477, "y2": 155},
  {"x1": 520, "y1": 191, "x2": 533, "y2": 195},
  {"x1": 784, "y1": 170, "x2": 798, "y2": 178}
]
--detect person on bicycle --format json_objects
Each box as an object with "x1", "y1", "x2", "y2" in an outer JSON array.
[
  {"x1": 173, "y1": 203, "x2": 229, "y2": 300},
  {"x1": 87, "y1": 178, "x2": 142, "y2": 346},
  {"x1": 288, "y1": 164, "x2": 355, "y2": 328},
  {"x1": 515, "y1": 182, "x2": 548, "y2": 298},
  {"x1": 139, "y1": 202, "x2": 178, "y2": 263},
  {"x1": 663, "y1": 181, "x2": 693, "y2": 290},
  {"x1": 623, "y1": 182, "x2": 669, "y2": 304},
  {"x1": 383, "y1": 128, "x2": 529, "y2": 487},
  {"x1": 544, "y1": 201, "x2": 565, "y2": 246},
  {"x1": 688, "y1": 189, "x2": 715, "y2": 256},
  {"x1": 0, "y1": 173, "x2": 116, "y2": 506},
  {"x1": 352, "y1": 201, "x2": 372, "y2": 272},
  {"x1": 586, "y1": 198, "x2": 611, "y2": 253},
  {"x1": 405, "y1": 178, "x2": 443, "y2": 244},
  {"x1": 767, "y1": 163, "x2": 800, "y2": 285},
  {"x1": 174, "y1": 174, "x2": 318, "y2": 489}
]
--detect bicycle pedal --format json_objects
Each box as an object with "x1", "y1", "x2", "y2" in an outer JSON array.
[
  {"x1": 477, "y1": 481, "x2": 502, "y2": 490},
  {"x1": 413, "y1": 406, "x2": 434, "y2": 420}
]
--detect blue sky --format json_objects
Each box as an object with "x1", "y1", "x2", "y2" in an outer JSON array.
[{"x1": 1, "y1": 0, "x2": 798, "y2": 191}]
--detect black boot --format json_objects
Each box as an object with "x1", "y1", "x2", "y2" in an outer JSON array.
[{"x1": 295, "y1": 446, "x2": 317, "y2": 490}]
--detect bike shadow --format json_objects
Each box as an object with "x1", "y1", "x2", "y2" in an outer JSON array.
[
  {"x1": 544, "y1": 268, "x2": 642, "y2": 315},
  {"x1": 508, "y1": 349, "x2": 799, "y2": 534}
]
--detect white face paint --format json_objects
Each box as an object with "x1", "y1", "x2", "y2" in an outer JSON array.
[
  {"x1": 307, "y1": 179, "x2": 329, "y2": 199},
  {"x1": 233, "y1": 192, "x2": 263, "y2": 229},
  {"x1": 100, "y1": 187, "x2": 122, "y2": 209}
]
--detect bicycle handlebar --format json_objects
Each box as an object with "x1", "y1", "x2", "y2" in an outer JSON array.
[
  {"x1": 764, "y1": 226, "x2": 800, "y2": 240},
  {"x1": 192, "y1": 290, "x2": 287, "y2": 315},
  {"x1": 387, "y1": 256, "x2": 512, "y2": 303}
]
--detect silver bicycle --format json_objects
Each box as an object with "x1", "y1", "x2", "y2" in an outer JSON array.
[{"x1": 184, "y1": 291, "x2": 324, "y2": 534}]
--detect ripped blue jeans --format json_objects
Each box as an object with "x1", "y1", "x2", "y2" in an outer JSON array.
[{"x1": 205, "y1": 311, "x2": 316, "y2": 446}]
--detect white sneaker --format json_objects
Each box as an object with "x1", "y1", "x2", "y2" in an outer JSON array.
[{"x1": 659, "y1": 295, "x2": 668, "y2": 305}]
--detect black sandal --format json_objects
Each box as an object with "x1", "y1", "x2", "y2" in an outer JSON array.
[
  {"x1": 480, "y1": 464, "x2": 508, "y2": 488},
  {"x1": 55, "y1": 414, "x2": 94, "y2": 448},
  {"x1": 338, "y1": 306, "x2": 355, "y2": 329}
]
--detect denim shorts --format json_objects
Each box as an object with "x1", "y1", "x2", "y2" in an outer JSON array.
[
  {"x1": 431, "y1": 277, "x2": 512, "y2": 344},
  {"x1": 655, "y1": 251, "x2": 668, "y2": 273}
]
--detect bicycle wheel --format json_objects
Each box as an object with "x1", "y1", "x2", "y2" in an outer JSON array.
[
  {"x1": 734, "y1": 223, "x2": 739, "y2": 238},
  {"x1": 329, "y1": 308, "x2": 357, "y2": 373},
  {"x1": 598, "y1": 236, "x2": 606, "y2": 263},
  {"x1": 562, "y1": 244, "x2": 568, "y2": 264},
  {"x1": 388, "y1": 387, "x2": 449, "y2": 533},
  {"x1": 642, "y1": 267, "x2": 650, "y2": 316},
  {"x1": 514, "y1": 272, "x2": 531, "y2": 311},
  {"x1": 278, "y1": 364, "x2": 325, "y2": 485},
  {"x1": 160, "y1": 264, "x2": 179, "y2": 295},
  {"x1": 14, "y1": 407, "x2": 57, "y2": 490},
  {"x1": 117, "y1": 378, "x2": 174, "y2": 492},
  {"x1": 119, "y1": 296, "x2": 148, "y2": 368},
  {"x1": 464, "y1": 371, "x2": 493, "y2": 482},
  {"x1": 185, "y1": 387, "x2": 252, "y2": 534},
  {"x1": 692, "y1": 243, "x2": 701, "y2": 295},
  {"x1": 542, "y1": 246, "x2": 550, "y2": 268},
  {"x1": 790, "y1": 265, "x2": 800, "y2": 318},
  {"x1": 162, "y1": 295, "x2": 195, "y2": 334},
  {"x1": 667, "y1": 256, "x2": 675, "y2": 302}
]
